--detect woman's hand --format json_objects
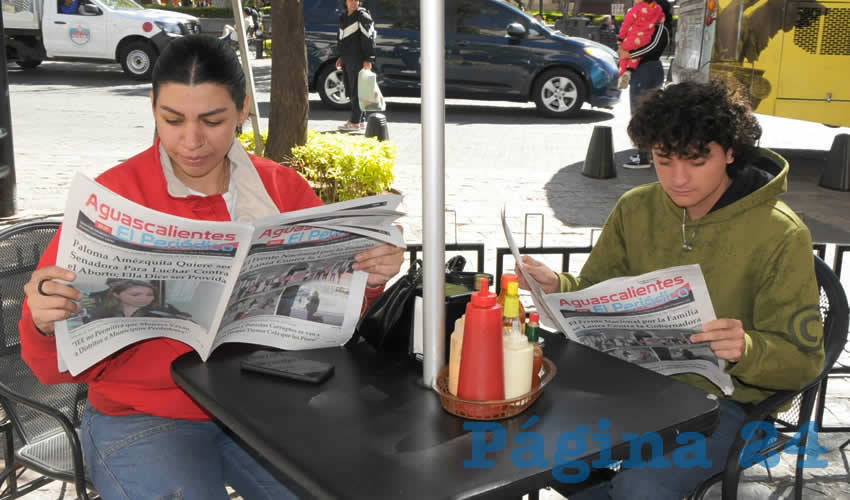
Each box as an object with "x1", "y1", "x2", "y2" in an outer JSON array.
[
  {"x1": 362, "y1": 61, "x2": 373, "y2": 71},
  {"x1": 690, "y1": 319, "x2": 747, "y2": 362},
  {"x1": 24, "y1": 266, "x2": 81, "y2": 335},
  {"x1": 336, "y1": 57, "x2": 343, "y2": 70},
  {"x1": 515, "y1": 255, "x2": 560, "y2": 294},
  {"x1": 354, "y1": 243, "x2": 405, "y2": 287}
]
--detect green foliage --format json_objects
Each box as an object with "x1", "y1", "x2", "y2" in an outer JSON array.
[
  {"x1": 260, "y1": 6, "x2": 270, "y2": 15},
  {"x1": 238, "y1": 130, "x2": 397, "y2": 204},
  {"x1": 239, "y1": 129, "x2": 268, "y2": 153},
  {"x1": 145, "y1": 6, "x2": 233, "y2": 18},
  {"x1": 528, "y1": 10, "x2": 563, "y2": 24}
]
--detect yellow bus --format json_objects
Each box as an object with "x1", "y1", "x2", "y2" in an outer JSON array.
[{"x1": 671, "y1": 0, "x2": 849, "y2": 128}]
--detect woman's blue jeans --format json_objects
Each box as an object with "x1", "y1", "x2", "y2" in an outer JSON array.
[
  {"x1": 569, "y1": 398, "x2": 748, "y2": 500},
  {"x1": 81, "y1": 402, "x2": 299, "y2": 500},
  {"x1": 629, "y1": 59, "x2": 665, "y2": 163}
]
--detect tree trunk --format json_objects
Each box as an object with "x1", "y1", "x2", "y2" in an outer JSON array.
[{"x1": 265, "y1": 0, "x2": 309, "y2": 163}]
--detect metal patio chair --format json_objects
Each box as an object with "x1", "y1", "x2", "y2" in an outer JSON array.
[{"x1": 0, "y1": 220, "x2": 96, "y2": 500}]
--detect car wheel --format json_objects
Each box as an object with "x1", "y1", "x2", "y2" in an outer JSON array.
[
  {"x1": 317, "y1": 65, "x2": 350, "y2": 110},
  {"x1": 533, "y1": 68, "x2": 586, "y2": 118},
  {"x1": 120, "y1": 41, "x2": 157, "y2": 81},
  {"x1": 16, "y1": 59, "x2": 43, "y2": 69}
]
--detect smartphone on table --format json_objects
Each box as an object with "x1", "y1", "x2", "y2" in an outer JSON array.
[{"x1": 240, "y1": 350, "x2": 334, "y2": 384}]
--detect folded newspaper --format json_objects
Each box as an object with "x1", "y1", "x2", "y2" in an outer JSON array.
[
  {"x1": 501, "y1": 209, "x2": 734, "y2": 396},
  {"x1": 53, "y1": 174, "x2": 405, "y2": 376}
]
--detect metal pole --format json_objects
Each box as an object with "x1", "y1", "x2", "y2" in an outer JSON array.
[
  {"x1": 230, "y1": 0, "x2": 264, "y2": 157},
  {"x1": 0, "y1": 11, "x2": 17, "y2": 217},
  {"x1": 419, "y1": 0, "x2": 446, "y2": 388}
]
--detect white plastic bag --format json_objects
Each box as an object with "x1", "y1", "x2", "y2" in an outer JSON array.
[{"x1": 358, "y1": 68, "x2": 386, "y2": 112}]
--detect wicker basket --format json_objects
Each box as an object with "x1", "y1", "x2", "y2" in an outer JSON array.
[{"x1": 433, "y1": 358, "x2": 557, "y2": 420}]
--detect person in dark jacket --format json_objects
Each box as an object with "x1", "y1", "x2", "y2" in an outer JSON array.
[
  {"x1": 619, "y1": 0, "x2": 672, "y2": 169},
  {"x1": 336, "y1": 0, "x2": 376, "y2": 131}
]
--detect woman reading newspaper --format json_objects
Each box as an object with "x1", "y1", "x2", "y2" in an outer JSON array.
[
  {"x1": 20, "y1": 35, "x2": 403, "y2": 500},
  {"x1": 516, "y1": 81, "x2": 824, "y2": 500}
]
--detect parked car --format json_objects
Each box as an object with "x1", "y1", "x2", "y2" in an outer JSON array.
[
  {"x1": 3, "y1": 0, "x2": 200, "y2": 80},
  {"x1": 304, "y1": 0, "x2": 620, "y2": 118}
]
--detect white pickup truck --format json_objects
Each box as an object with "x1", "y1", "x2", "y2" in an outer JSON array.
[{"x1": 3, "y1": 0, "x2": 200, "y2": 79}]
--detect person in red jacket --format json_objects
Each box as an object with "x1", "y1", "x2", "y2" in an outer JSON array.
[{"x1": 20, "y1": 35, "x2": 403, "y2": 500}]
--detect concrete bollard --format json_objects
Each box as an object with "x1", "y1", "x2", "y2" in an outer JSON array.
[
  {"x1": 365, "y1": 113, "x2": 389, "y2": 141},
  {"x1": 581, "y1": 125, "x2": 616, "y2": 179},
  {"x1": 819, "y1": 133, "x2": 850, "y2": 192}
]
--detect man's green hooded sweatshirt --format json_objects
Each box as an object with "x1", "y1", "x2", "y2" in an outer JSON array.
[{"x1": 559, "y1": 149, "x2": 824, "y2": 404}]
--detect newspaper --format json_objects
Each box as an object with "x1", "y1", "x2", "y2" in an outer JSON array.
[
  {"x1": 501, "y1": 209, "x2": 734, "y2": 395},
  {"x1": 53, "y1": 174, "x2": 405, "y2": 376}
]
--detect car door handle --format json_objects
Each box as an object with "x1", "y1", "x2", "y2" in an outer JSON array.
[{"x1": 54, "y1": 21, "x2": 67, "y2": 24}]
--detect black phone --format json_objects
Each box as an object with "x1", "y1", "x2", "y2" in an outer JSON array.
[{"x1": 240, "y1": 350, "x2": 334, "y2": 384}]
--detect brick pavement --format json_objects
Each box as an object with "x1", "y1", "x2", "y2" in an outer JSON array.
[{"x1": 2, "y1": 55, "x2": 850, "y2": 499}]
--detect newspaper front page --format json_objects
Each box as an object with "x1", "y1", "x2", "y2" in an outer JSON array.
[
  {"x1": 501, "y1": 209, "x2": 734, "y2": 395},
  {"x1": 54, "y1": 174, "x2": 403, "y2": 375}
]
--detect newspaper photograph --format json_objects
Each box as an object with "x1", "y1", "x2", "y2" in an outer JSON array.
[
  {"x1": 501, "y1": 210, "x2": 734, "y2": 395},
  {"x1": 53, "y1": 173, "x2": 403, "y2": 376}
]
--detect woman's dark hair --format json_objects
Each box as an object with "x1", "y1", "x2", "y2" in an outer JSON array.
[
  {"x1": 151, "y1": 35, "x2": 246, "y2": 111},
  {"x1": 103, "y1": 279, "x2": 158, "y2": 309},
  {"x1": 627, "y1": 79, "x2": 762, "y2": 176}
]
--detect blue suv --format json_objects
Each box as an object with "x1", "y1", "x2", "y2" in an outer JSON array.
[{"x1": 304, "y1": 0, "x2": 621, "y2": 118}]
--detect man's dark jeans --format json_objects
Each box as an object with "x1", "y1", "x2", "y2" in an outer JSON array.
[{"x1": 629, "y1": 59, "x2": 665, "y2": 163}]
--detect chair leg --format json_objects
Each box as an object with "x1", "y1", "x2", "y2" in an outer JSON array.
[
  {"x1": 814, "y1": 377, "x2": 829, "y2": 432},
  {"x1": 0, "y1": 421, "x2": 16, "y2": 496},
  {"x1": 794, "y1": 426, "x2": 810, "y2": 500}
]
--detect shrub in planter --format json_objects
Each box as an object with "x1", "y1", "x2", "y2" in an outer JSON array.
[{"x1": 238, "y1": 129, "x2": 396, "y2": 204}]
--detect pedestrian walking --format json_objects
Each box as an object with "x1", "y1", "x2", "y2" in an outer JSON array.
[
  {"x1": 336, "y1": 0, "x2": 376, "y2": 132},
  {"x1": 618, "y1": 0, "x2": 672, "y2": 169}
]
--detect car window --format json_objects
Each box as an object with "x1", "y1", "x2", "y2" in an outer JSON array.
[
  {"x1": 453, "y1": 0, "x2": 515, "y2": 37},
  {"x1": 373, "y1": 0, "x2": 419, "y2": 30},
  {"x1": 303, "y1": 0, "x2": 340, "y2": 26},
  {"x1": 58, "y1": 0, "x2": 78, "y2": 14}
]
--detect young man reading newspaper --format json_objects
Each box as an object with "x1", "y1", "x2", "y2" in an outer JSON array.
[{"x1": 518, "y1": 81, "x2": 824, "y2": 499}]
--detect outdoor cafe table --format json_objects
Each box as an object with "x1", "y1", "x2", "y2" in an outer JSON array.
[{"x1": 171, "y1": 332, "x2": 719, "y2": 499}]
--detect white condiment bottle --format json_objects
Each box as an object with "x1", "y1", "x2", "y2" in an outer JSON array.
[
  {"x1": 448, "y1": 316, "x2": 465, "y2": 395},
  {"x1": 502, "y1": 318, "x2": 533, "y2": 399}
]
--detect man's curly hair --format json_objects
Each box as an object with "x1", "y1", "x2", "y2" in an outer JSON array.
[{"x1": 627, "y1": 80, "x2": 762, "y2": 175}]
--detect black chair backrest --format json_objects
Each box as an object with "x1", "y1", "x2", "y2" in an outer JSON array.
[
  {"x1": 775, "y1": 255, "x2": 850, "y2": 430},
  {"x1": 0, "y1": 221, "x2": 88, "y2": 445},
  {"x1": 814, "y1": 254, "x2": 849, "y2": 378}
]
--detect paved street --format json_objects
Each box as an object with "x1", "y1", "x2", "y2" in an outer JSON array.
[{"x1": 3, "y1": 55, "x2": 850, "y2": 499}]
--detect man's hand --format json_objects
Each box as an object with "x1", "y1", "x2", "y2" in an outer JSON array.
[
  {"x1": 23, "y1": 266, "x2": 81, "y2": 335},
  {"x1": 336, "y1": 57, "x2": 343, "y2": 70},
  {"x1": 362, "y1": 61, "x2": 373, "y2": 71},
  {"x1": 690, "y1": 319, "x2": 747, "y2": 362},
  {"x1": 515, "y1": 255, "x2": 560, "y2": 294},
  {"x1": 353, "y1": 241, "x2": 405, "y2": 287}
]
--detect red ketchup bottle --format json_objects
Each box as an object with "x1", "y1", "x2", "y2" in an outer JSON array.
[{"x1": 457, "y1": 279, "x2": 505, "y2": 401}]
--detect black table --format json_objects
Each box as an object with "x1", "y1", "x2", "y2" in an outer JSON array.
[{"x1": 172, "y1": 333, "x2": 719, "y2": 499}]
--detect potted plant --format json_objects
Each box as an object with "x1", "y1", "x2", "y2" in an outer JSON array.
[{"x1": 239, "y1": 129, "x2": 397, "y2": 204}]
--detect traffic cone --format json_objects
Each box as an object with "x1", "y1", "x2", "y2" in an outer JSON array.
[
  {"x1": 365, "y1": 113, "x2": 389, "y2": 141},
  {"x1": 581, "y1": 125, "x2": 616, "y2": 179},
  {"x1": 819, "y1": 133, "x2": 850, "y2": 191}
]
